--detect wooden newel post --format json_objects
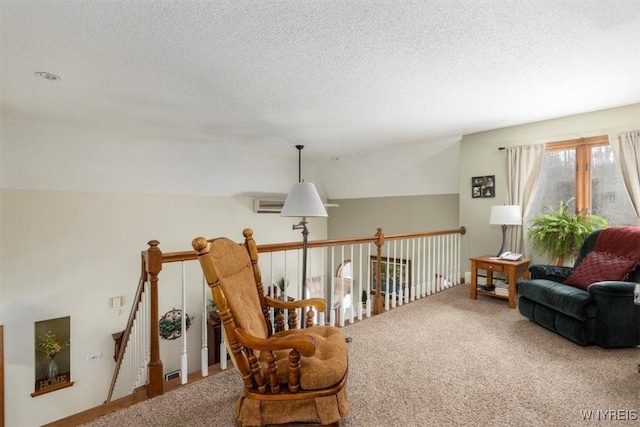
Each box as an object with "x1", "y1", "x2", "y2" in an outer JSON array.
[
  {"x1": 373, "y1": 228, "x2": 385, "y2": 315},
  {"x1": 146, "y1": 240, "x2": 164, "y2": 398}
]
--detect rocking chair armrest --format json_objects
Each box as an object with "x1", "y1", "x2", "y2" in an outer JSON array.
[
  {"x1": 265, "y1": 296, "x2": 327, "y2": 312},
  {"x1": 234, "y1": 328, "x2": 318, "y2": 357}
]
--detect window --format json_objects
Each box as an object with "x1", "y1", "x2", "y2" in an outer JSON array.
[{"x1": 527, "y1": 136, "x2": 639, "y2": 227}]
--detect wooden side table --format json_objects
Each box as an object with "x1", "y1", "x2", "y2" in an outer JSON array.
[{"x1": 469, "y1": 255, "x2": 531, "y2": 309}]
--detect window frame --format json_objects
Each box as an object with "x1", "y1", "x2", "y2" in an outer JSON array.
[{"x1": 545, "y1": 135, "x2": 608, "y2": 216}]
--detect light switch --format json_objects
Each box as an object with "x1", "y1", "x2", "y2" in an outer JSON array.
[{"x1": 110, "y1": 296, "x2": 123, "y2": 309}]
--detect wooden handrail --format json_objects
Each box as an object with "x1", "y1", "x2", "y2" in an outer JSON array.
[
  {"x1": 382, "y1": 226, "x2": 466, "y2": 241},
  {"x1": 105, "y1": 254, "x2": 148, "y2": 402},
  {"x1": 113, "y1": 226, "x2": 466, "y2": 402},
  {"x1": 156, "y1": 227, "x2": 467, "y2": 263},
  {"x1": 160, "y1": 250, "x2": 197, "y2": 263}
]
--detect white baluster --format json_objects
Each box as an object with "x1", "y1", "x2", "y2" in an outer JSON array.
[
  {"x1": 181, "y1": 262, "x2": 188, "y2": 384},
  {"x1": 317, "y1": 247, "x2": 325, "y2": 326},
  {"x1": 269, "y1": 254, "x2": 275, "y2": 328},
  {"x1": 420, "y1": 237, "x2": 425, "y2": 298},
  {"x1": 143, "y1": 280, "x2": 150, "y2": 385},
  {"x1": 433, "y1": 236, "x2": 438, "y2": 292},
  {"x1": 357, "y1": 244, "x2": 363, "y2": 320},
  {"x1": 133, "y1": 317, "x2": 139, "y2": 387},
  {"x1": 127, "y1": 343, "x2": 133, "y2": 393},
  {"x1": 411, "y1": 239, "x2": 416, "y2": 301},
  {"x1": 387, "y1": 240, "x2": 402, "y2": 308},
  {"x1": 396, "y1": 240, "x2": 403, "y2": 306},
  {"x1": 141, "y1": 299, "x2": 146, "y2": 381},
  {"x1": 201, "y1": 276, "x2": 208, "y2": 378},
  {"x1": 444, "y1": 235, "x2": 449, "y2": 288},
  {"x1": 450, "y1": 234, "x2": 454, "y2": 287},
  {"x1": 403, "y1": 239, "x2": 408, "y2": 303},
  {"x1": 220, "y1": 327, "x2": 228, "y2": 370},
  {"x1": 366, "y1": 243, "x2": 372, "y2": 317},
  {"x1": 384, "y1": 243, "x2": 390, "y2": 311},
  {"x1": 404, "y1": 240, "x2": 410, "y2": 304},
  {"x1": 427, "y1": 236, "x2": 434, "y2": 295},
  {"x1": 347, "y1": 244, "x2": 354, "y2": 324},
  {"x1": 443, "y1": 234, "x2": 447, "y2": 288},
  {"x1": 438, "y1": 235, "x2": 443, "y2": 292},
  {"x1": 340, "y1": 245, "x2": 345, "y2": 325},
  {"x1": 330, "y1": 246, "x2": 336, "y2": 326},
  {"x1": 447, "y1": 234, "x2": 452, "y2": 287},
  {"x1": 297, "y1": 247, "x2": 302, "y2": 328},
  {"x1": 455, "y1": 233, "x2": 461, "y2": 286}
]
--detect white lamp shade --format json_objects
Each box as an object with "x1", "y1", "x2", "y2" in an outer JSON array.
[
  {"x1": 280, "y1": 182, "x2": 328, "y2": 217},
  {"x1": 489, "y1": 205, "x2": 522, "y2": 225}
]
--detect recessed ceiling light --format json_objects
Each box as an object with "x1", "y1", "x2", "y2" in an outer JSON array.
[{"x1": 35, "y1": 71, "x2": 61, "y2": 81}]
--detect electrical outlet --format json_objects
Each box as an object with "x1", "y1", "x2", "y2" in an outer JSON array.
[
  {"x1": 634, "y1": 284, "x2": 640, "y2": 306},
  {"x1": 86, "y1": 352, "x2": 103, "y2": 362}
]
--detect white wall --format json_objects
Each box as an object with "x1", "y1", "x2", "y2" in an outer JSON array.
[
  {"x1": 319, "y1": 136, "x2": 460, "y2": 199},
  {"x1": 0, "y1": 117, "x2": 319, "y2": 197},
  {"x1": 458, "y1": 103, "x2": 640, "y2": 268},
  {"x1": 0, "y1": 189, "x2": 326, "y2": 426}
]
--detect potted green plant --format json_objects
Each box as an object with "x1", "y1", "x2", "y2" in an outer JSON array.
[
  {"x1": 275, "y1": 277, "x2": 289, "y2": 298},
  {"x1": 528, "y1": 199, "x2": 607, "y2": 265},
  {"x1": 159, "y1": 308, "x2": 192, "y2": 340}
]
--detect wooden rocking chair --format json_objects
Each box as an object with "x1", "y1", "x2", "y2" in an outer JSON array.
[{"x1": 192, "y1": 229, "x2": 349, "y2": 426}]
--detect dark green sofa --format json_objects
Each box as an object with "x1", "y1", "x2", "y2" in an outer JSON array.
[{"x1": 518, "y1": 228, "x2": 640, "y2": 348}]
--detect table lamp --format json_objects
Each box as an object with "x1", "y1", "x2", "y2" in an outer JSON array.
[{"x1": 489, "y1": 205, "x2": 522, "y2": 257}]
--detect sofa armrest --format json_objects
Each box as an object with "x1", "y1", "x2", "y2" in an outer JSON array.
[
  {"x1": 587, "y1": 281, "x2": 640, "y2": 348},
  {"x1": 588, "y1": 281, "x2": 637, "y2": 297},
  {"x1": 529, "y1": 264, "x2": 574, "y2": 281}
]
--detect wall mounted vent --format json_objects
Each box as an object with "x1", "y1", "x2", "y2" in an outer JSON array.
[{"x1": 253, "y1": 199, "x2": 286, "y2": 214}]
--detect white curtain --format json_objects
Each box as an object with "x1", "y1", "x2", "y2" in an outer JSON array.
[
  {"x1": 505, "y1": 144, "x2": 546, "y2": 255},
  {"x1": 609, "y1": 130, "x2": 640, "y2": 220}
]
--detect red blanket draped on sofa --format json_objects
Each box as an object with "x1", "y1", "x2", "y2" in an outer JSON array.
[{"x1": 594, "y1": 226, "x2": 640, "y2": 259}]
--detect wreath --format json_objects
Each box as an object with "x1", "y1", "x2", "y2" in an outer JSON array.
[{"x1": 159, "y1": 308, "x2": 192, "y2": 340}]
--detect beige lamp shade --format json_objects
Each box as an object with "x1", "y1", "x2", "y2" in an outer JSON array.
[
  {"x1": 280, "y1": 182, "x2": 328, "y2": 218},
  {"x1": 489, "y1": 205, "x2": 522, "y2": 225}
]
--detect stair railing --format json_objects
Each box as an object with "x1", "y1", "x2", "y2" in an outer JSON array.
[{"x1": 106, "y1": 226, "x2": 466, "y2": 402}]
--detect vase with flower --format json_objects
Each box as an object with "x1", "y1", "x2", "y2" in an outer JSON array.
[{"x1": 36, "y1": 331, "x2": 70, "y2": 380}]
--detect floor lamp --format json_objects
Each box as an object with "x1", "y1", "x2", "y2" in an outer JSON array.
[
  {"x1": 281, "y1": 145, "x2": 328, "y2": 321},
  {"x1": 489, "y1": 205, "x2": 522, "y2": 257}
]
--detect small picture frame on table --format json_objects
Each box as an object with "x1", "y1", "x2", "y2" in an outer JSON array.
[{"x1": 370, "y1": 256, "x2": 411, "y2": 298}]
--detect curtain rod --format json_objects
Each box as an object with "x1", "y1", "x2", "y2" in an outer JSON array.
[{"x1": 498, "y1": 147, "x2": 505, "y2": 151}]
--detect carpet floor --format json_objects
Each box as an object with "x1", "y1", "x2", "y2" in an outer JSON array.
[{"x1": 83, "y1": 284, "x2": 640, "y2": 426}]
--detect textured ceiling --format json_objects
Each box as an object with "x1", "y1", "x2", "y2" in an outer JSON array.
[{"x1": 1, "y1": 0, "x2": 639, "y2": 161}]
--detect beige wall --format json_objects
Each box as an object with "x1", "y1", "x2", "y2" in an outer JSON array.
[
  {"x1": 327, "y1": 194, "x2": 460, "y2": 239},
  {"x1": 458, "y1": 103, "x2": 640, "y2": 271},
  {"x1": 325, "y1": 194, "x2": 461, "y2": 304}
]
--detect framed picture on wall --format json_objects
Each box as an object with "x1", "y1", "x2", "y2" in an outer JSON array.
[{"x1": 472, "y1": 175, "x2": 495, "y2": 198}]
